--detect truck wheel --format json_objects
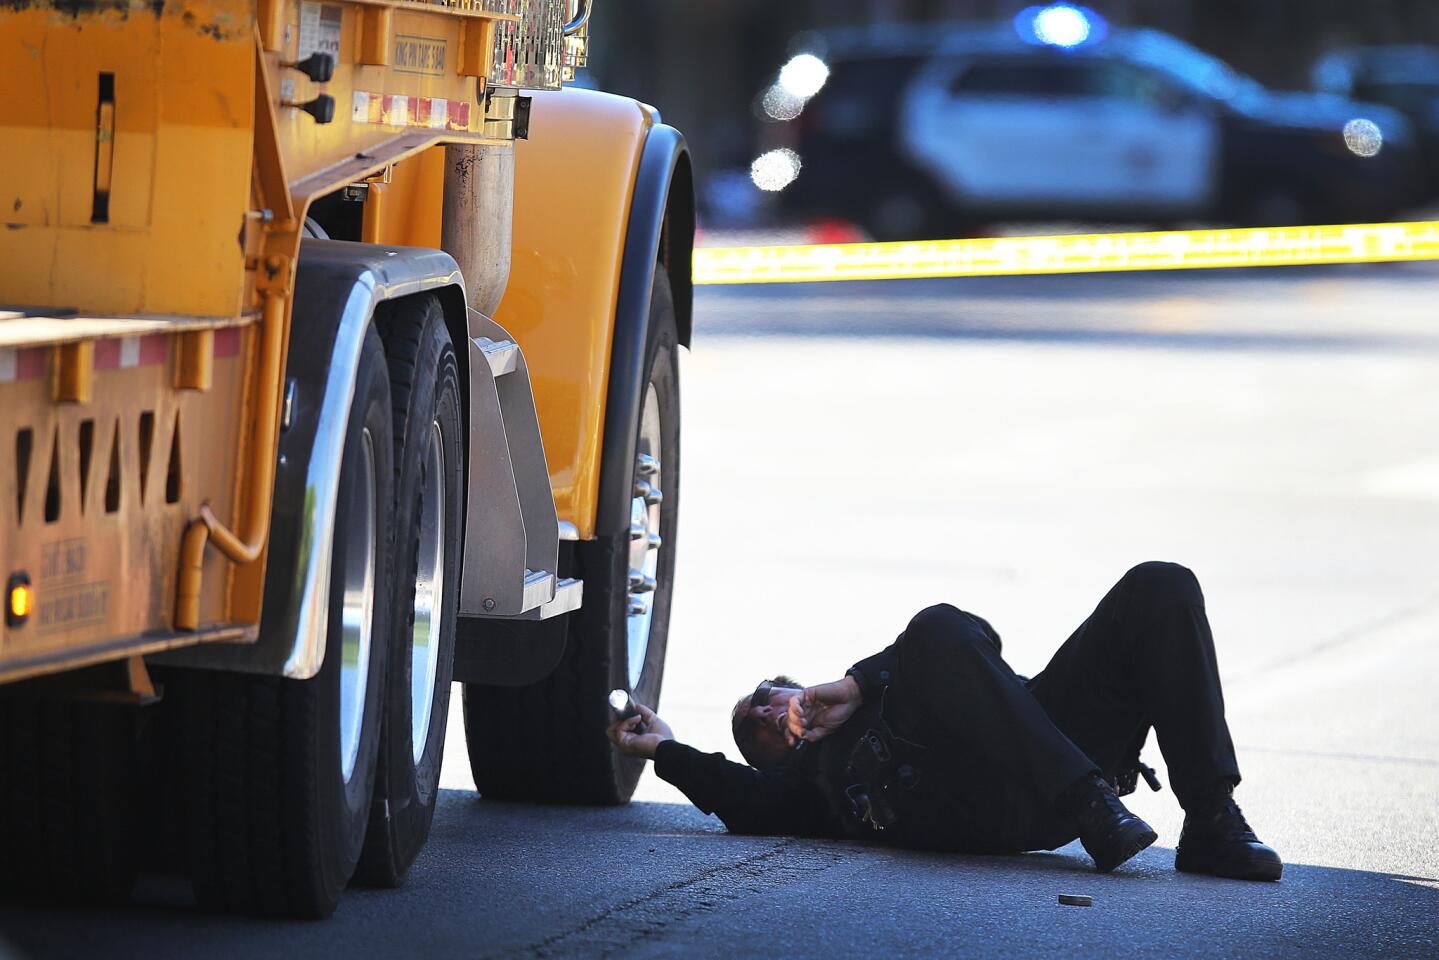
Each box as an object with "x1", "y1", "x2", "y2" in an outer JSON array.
[
  {"x1": 0, "y1": 700, "x2": 141, "y2": 902},
  {"x1": 178, "y1": 324, "x2": 393, "y2": 918},
  {"x1": 463, "y1": 269, "x2": 680, "y2": 804},
  {"x1": 356, "y1": 296, "x2": 463, "y2": 886}
]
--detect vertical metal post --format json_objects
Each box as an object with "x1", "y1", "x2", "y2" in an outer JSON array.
[{"x1": 441, "y1": 142, "x2": 514, "y2": 318}]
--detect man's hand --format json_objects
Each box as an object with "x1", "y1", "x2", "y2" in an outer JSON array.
[
  {"x1": 606, "y1": 703, "x2": 675, "y2": 760},
  {"x1": 786, "y1": 676, "x2": 863, "y2": 746}
]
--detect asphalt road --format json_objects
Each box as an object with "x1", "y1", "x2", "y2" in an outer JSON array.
[{"x1": 5, "y1": 263, "x2": 1439, "y2": 958}]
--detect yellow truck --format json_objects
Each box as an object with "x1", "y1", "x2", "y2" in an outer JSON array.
[{"x1": 0, "y1": 0, "x2": 693, "y2": 917}]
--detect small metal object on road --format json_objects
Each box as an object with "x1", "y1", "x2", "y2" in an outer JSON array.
[{"x1": 1058, "y1": 894, "x2": 1093, "y2": 907}]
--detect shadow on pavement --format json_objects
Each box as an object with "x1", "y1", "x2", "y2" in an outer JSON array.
[
  {"x1": 693, "y1": 265, "x2": 1439, "y2": 353},
  {"x1": 0, "y1": 794, "x2": 1434, "y2": 958},
  {"x1": 698, "y1": 319, "x2": 1406, "y2": 352}
]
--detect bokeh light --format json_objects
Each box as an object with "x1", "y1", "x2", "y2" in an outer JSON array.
[
  {"x1": 761, "y1": 84, "x2": 806, "y2": 121},
  {"x1": 1342, "y1": 118, "x2": 1383, "y2": 157},
  {"x1": 750, "y1": 148, "x2": 802, "y2": 191},
  {"x1": 778, "y1": 53, "x2": 830, "y2": 99}
]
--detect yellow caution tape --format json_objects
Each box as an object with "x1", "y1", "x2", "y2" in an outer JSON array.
[{"x1": 693, "y1": 220, "x2": 1439, "y2": 285}]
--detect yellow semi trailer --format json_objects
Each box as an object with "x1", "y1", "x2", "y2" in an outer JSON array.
[{"x1": 0, "y1": 0, "x2": 693, "y2": 916}]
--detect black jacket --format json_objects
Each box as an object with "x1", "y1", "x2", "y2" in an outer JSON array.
[
  {"x1": 653, "y1": 617, "x2": 1011, "y2": 841},
  {"x1": 651, "y1": 643, "x2": 913, "y2": 838}
]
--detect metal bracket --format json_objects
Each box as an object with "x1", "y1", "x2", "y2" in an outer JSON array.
[{"x1": 459, "y1": 309, "x2": 567, "y2": 619}]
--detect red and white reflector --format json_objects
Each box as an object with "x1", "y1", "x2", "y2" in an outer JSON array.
[
  {"x1": 94, "y1": 335, "x2": 167, "y2": 370},
  {"x1": 0, "y1": 347, "x2": 47, "y2": 384},
  {"x1": 351, "y1": 92, "x2": 471, "y2": 131}
]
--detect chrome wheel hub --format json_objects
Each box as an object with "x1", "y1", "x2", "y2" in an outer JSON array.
[
  {"x1": 339, "y1": 427, "x2": 378, "y2": 785},
  {"x1": 410, "y1": 420, "x2": 446, "y2": 764},
  {"x1": 625, "y1": 383, "x2": 663, "y2": 690}
]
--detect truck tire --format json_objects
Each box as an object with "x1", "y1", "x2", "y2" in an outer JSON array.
[
  {"x1": 177, "y1": 324, "x2": 393, "y2": 918},
  {"x1": 463, "y1": 269, "x2": 680, "y2": 805},
  {"x1": 0, "y1": 699, "x2": 142, "y2": 902},
  {"x1": 356, "y1": 295, "x2": 463, "y2": 886}
]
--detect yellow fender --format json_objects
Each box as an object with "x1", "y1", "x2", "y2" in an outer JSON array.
[{"x1": 496, "y1": 88, "x2": 694, "y2": 540}]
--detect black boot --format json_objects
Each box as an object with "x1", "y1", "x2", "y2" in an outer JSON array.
[
  {"x1": 1063, "y1": 774, "x2": 1158, "y2": 873},
  {"x1": 1175, "y1": 783, "x2": 1283, "y2": 881}
]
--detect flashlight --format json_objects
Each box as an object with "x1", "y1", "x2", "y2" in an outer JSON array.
[{"x1": 608, "y1": 689, "x2": 647, "y2": 734}]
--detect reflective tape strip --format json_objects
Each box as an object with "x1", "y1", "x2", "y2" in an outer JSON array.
[
  {"x1": 215, "y1": 327, "x2": 242, "y2": 359},
  {"x1": 693, "y1": 221, "x2": 1439, "y2": 285},
  {"x1": 93, "y1": 338, "x2": 121, "y2": 369},
  {"x1": 351, "y1": 91, "x2": 470, "y2": 131},
  {"x1": 119, "y1": 336, "x2": 141, "y2": 368},
  {"x1": 0, "y1": 347, "x2": 47, "y2": 383},
  {"x1": 94, "y1": 334, "x2": 166, "y2": 370}
]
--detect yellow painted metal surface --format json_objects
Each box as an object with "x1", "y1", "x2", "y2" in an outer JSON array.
[
  {"x1": 0, "y1": 0, "x2": 255, "y2": 318},
  {"x1": 266, "y1": 1, "x2": 508, "y2": 191},
  {"x1": 0, "y1": 325, "x2": 256, "y2": 683},
  {"x1": 378, "y1": 146, "x2": 447, "y2": 248},
  {"x1": 493, "y1": 89, "x2": 652, "y2": 538},
  {"x1": 0, "y1": 0, "x2": 504, "y2": 676},
  {"x1": 353, "y1": 91, "x2": 653, "y2": 541},
  {"x1": 0, "y1": 0, "x2": 614, "y2": 681},
  {"x1": 693, "y1": 221, "x2": 1439, "y2": 285}
]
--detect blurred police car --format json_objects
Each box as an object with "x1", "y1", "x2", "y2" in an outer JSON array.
[{"x1": 758, "y1": 5, "x2": 1419, "y2": 239}]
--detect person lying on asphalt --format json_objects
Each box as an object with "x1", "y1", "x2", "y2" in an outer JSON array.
[{"x1": 607, "y1": 561, "x2": 1282, "y2": 880}]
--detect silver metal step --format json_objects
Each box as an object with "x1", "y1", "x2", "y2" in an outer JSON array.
[
  {"x1": 471, "y1": 572, "x2": 583, "y2": 622},
  {"x1": 532, "y1": 577, "x2": 583, "y2": 621},
  {"x1": 476, "y1": 336, "x2": 519, "y2": 377},
  {"x1": 521, "y1": 568, "x2": 555, "y2": 612}
]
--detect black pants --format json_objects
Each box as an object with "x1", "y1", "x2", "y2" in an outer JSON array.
[{"x1": 882, "y1": 561, "x2": 1241, "y2": 853}]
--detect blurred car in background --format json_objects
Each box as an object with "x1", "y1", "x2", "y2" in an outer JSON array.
[
  {"x1": 756, "y1": 6, "x2": 1419, "y2": 239},
  {"x1": 1313, "y1": 45, "x2": 1439, "y2": 200}
]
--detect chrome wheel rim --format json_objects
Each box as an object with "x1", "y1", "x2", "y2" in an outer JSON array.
[
  {"x1": 626, "y1": 383, "x2": 663, "y2": 690},
  {"x1": 339, "y1": 427, "x2": 378, "y2": 785},
  {"x1": 410, "y1": 420, "x2": 446, "y2": 764}
]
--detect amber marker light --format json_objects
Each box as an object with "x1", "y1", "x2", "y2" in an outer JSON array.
[{"x1": 6, "y1": 574, "x2": 32, "y2": 628}]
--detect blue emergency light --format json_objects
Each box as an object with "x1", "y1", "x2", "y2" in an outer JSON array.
[{"x1": 1014, "y1": 3, "x2": 1107, "y2": 49}]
